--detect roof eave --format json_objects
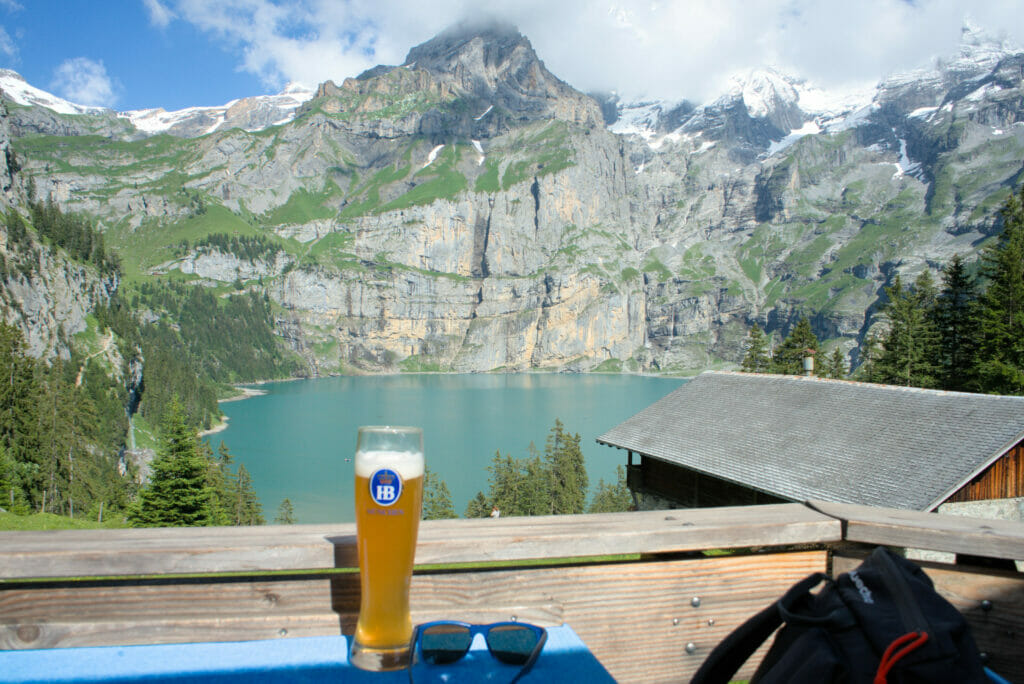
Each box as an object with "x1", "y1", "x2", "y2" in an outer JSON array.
[{"x1": 924, "y1": 428, "x2": 1024, "y2": 511}]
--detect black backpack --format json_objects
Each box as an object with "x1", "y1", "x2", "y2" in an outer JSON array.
[{"x1": 691, "y1": 547, "x2": 988, "y2": 684}]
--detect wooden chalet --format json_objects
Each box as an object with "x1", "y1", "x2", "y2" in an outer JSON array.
[{"x1": 597, "y1": 371, "x2": 1024, "y2": 512}]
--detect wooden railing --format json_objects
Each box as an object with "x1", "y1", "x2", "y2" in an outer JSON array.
[{"x1": 2, "y1": 501, "x2": 1023, "y2": 683}]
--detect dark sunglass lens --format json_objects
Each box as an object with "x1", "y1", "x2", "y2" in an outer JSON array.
[
  {"x1": 420, "y1": 624, "x2": 473, "y2": 664},
  {"x1": 486, "y1": 625, "x2": 540, "y2": 665}
]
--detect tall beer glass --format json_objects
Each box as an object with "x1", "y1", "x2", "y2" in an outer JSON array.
[{"x1": 350, "y1": 425, "x2": 424, "y2": 671}]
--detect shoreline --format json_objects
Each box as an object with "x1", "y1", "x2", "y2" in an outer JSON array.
[
  {"x1": 210, "y1": 368, "x2": 692, "y2": 417},
  {"x1": 220, "y1": 386, "x2": 270, "y2": 403},
  {"x1": 202, "y1": 387, "x2": 271, "y2": 436},
  {"x1": 199, "y1": 416, "x2": 229, "y2": 438}
]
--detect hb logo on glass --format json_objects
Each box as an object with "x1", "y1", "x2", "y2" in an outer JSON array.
[{"x1": 370, "y1": 469, "x2": 403, "y2": 506}]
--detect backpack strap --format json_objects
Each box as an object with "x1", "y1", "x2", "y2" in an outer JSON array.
[{"x1": 690, "y1": 573, "x2": 828, "y2": 684}]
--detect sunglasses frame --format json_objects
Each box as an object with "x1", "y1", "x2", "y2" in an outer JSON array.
[{"x1": 409, "y1": 620, "x2": 548, "y2": 683}]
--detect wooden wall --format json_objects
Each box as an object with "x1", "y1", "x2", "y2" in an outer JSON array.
[
  {"x1": 946, "y1": 441, "x2": 1024, "y2": 503},
  {"x1": 631, "y1": 457, "x2": 787, "y2": 508}
]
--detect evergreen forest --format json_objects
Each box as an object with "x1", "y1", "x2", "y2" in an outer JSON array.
[
  {"x1": 741, "y1": 185, "x2": 1024, "y2": 396},
  {"x1": 0, "y1": 199, "x2": 296, "y2": 528},
  {"x1": 422, "y1": 419, "x2": 633, "y2": 521}
]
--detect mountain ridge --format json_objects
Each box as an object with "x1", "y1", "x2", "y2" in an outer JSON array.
[{"x1": 2, "y1": 22, "x2": 1023, "y2": 376}]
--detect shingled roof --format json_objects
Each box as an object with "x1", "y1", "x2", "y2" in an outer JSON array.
[{"x1": 597, "y1": 371, "x2": 1024, "y2": 511}]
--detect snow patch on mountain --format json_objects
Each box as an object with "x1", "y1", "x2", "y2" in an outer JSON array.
[
  {"x1": 609, "y1": 99, "x2": 681, "y2": 139},
  {"x1": 423, "y1": 144, "x2": 445, "y2": 168},
  {"x1": 0, "y1": 69, "x2": 105, "y2": 115},
  {"x1": 0, "y1": 68, "x2": 315, "y2": 136},
  {"x1": 766, "y1": 121, "x2": 821, "y2": 156},
  {"x1": 122, "y1": 83, "x2": 314, "y2": 134}
]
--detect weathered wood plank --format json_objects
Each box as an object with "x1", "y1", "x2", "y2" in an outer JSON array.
[
  {"x1": 833, "y1": 553, "x2": 1024, "y2": 683},
  {"x1": 808, "y1": 499, "x2": 1024, "y2": 560},
  {"x1": 495, "y1": 551, "x2": 827, "y2": 683},
  {"x1": 0, "y1": 551, "x2": 827, "y2": 683},
  {"x1": 0, "y1": 504, "x2": 839, "y2": 579}
]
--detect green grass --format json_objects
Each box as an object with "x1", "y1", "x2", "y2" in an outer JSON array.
[
  {"x1": 72, "y1": 314, "x2": 107, "y2": 356},
  {"x1": 499, "y1": 122, "x2": 576, "y2": 190},
  {"x1": 262, "y1": 185, "x2": 340, "y2": 225},
  {"x1": 620, "y1": 267, "x2": 640, "y2": 282},
  {"x1": 641, "y1": 255, "x2": 673, "y2": 282},
  {"x1": 380, "y1": 145, "x2": 468, "y2": 212},
  {"x1": 302, "y1": 230, "x2": 364, "y2": 271},
  {"x1": 0, "y1": 511, "x2": 129, "y2": 530},
  {"x1": 399, "y1": 355, "x2": 447, "y2": 372},
  {"x1": 111, "y1": 205, "x2": 260, "y2": 283},
  {"x1": 591, "y1": 358, "x2": 624, "y2": 373},
  {"x1": 738, "y1": 256, "x2": 761, "y2": 284},
  {"x1": 339, "y1": 163, "x2": 413, "y2": 218},
  {"x1": 131, "y1": 412, "x2": 160, "y2": 452},
  {"x1": 474, "y1": 157, "x2": 501, "y2": 193}
]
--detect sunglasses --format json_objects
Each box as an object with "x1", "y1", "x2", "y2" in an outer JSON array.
[{"x1": 409, "y1": 621, "x2": 547, "y2": 683}]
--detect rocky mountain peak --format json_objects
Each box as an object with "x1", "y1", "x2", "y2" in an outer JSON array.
[
  {"x1": 726, "y1": 68, "x2": 805, "y2": 131},
  {"x1": 402, "y1": 20, "x2": 531, "y2": 77},
  {"x1": 386, "y1": 20, "x2": 601, "y2": 128}
]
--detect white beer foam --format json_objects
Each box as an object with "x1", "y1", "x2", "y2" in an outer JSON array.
[{"x1": 355, "y1": 449, "x2": 425, "y2": 479}]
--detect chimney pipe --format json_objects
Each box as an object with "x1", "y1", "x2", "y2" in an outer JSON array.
[{"x1": 803, "y1": 349, "x2": 815, "y2": 377}]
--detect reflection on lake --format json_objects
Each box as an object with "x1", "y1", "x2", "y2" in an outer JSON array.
[{"x1": 210, "y1": 374, "x2": 683, "y2": 523}]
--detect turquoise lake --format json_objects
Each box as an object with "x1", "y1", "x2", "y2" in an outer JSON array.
[{"x1": 210, "y1": 374, "x2": 683, "y2": 523}]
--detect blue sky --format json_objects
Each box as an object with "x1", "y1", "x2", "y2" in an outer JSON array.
[{"x1": 1, "y1": 0, "x2": 1022, "y2": 112}]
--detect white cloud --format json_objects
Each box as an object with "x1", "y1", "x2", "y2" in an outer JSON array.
[
  {"x1": 142, "y1": 0, "x2": 176, "y2": 28},
  {"x1": 165, "y1": 0, "x2": 1024, "y2": 103},
  {"x1": 50, "y1": 57, "x2": 119, "y2": 107},
  {"x1": 0, "y1": 25, "x2": 17, "y2": 59}
]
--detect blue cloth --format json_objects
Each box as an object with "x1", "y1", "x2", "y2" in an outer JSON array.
[{"x1": 0, "y1": 625, "x2": 615, "y2": 683}]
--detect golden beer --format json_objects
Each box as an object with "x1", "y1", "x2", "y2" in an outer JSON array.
[{"x1": 350, "y1": 427, "x2": 424, "y2": 671}]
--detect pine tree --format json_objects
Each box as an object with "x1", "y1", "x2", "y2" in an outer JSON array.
[
  {"x1": 0, "y1": 322, "x2": 44, "y2": 508},
  {"x1": 740, "y1": 324, "x2": 771, "y2": 373},
  {"x1": 128, "y1": 396, "x2": 216, "y2": 527},
  {"x1": 587, "y1": 465, "x2": 633, "y2": 513},
  {"x1": 487, "y1": 452, "x2": 524, "y2": 516},
  {"x1": 771, "y1": 317, "x2": 819, "y2": 375},
  {"x1": 854, "y1": 331, "x2": 885, "y2": 383},
  {"x1": 233, "y1": 464, "x2": 264, "y2": 525},
  {"x1": 876, "y1": 274, "x2": 941, "y2": 388},
  {"x1": 544, "y1": 419, "x2": 588, "y2": 514},
  {"x1": 274, "y1": 498, "x2": 296, "y2": 524},
  {"x1": 820, "y1": 347, "x2": 848, "y2": 379},
  {"x1": 934, "y1": 254, "x2": 979, "y2": 391},
  {"x1": 422, "y1": 469, "x2": 456, "y2": 520},
  {"x1": 517, "y1": 446, "x2": 549, "y2": 516},
  {"x1": 0, "y1": 443, "x2": 30, "y2": 514},
  {"x1": 974, "y1": 186, "x2": 1024, "y2": 395},
  {"x1": 463, "y1": 491, "x2": 491, "y2": 518},
  {"x1": 206, "y1": 441, "x2": 235, "y2": 525}
]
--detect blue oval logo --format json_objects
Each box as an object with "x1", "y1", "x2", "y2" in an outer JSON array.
[{"x1": 369, "y1": 468, "x2": 403, "y2": 506}]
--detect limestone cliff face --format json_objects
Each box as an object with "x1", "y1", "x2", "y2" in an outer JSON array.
[
  {"x1": 0, "y1": 250, "x2": 115, "y2": 359},
  {"x1": 0, "y1": 103, "x2": 116, "y2": 360},
  {"x1": 6, "y1": 25, "x2": 1024, "y2": 375}
]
